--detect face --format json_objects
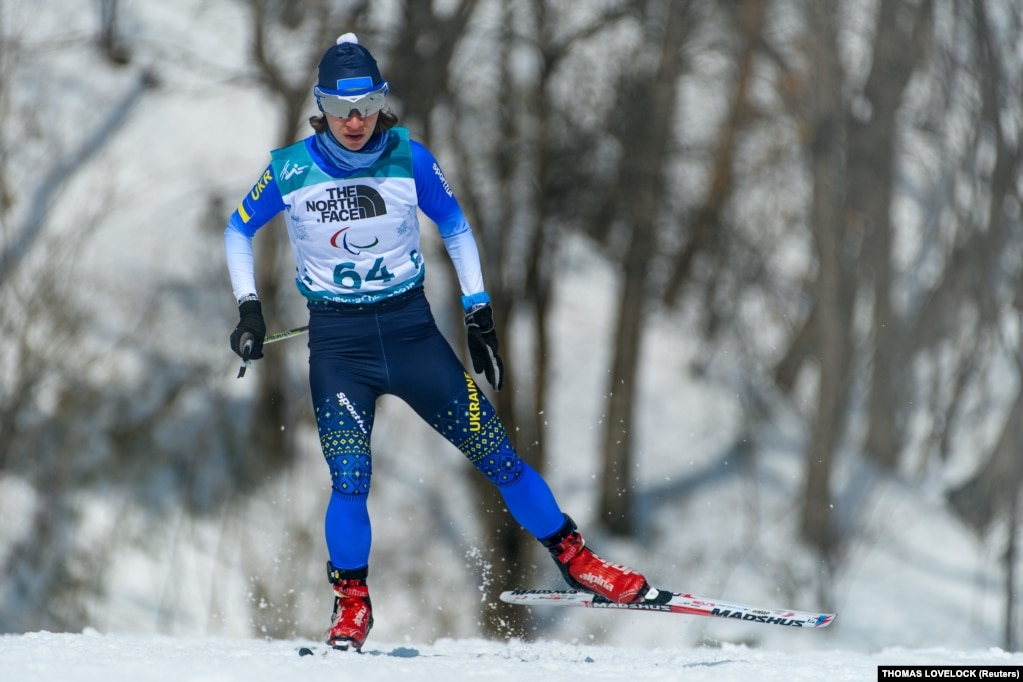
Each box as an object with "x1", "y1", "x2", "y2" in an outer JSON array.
[{"x1": 325, "y1": 111, "x2": 380, "y2": 151}]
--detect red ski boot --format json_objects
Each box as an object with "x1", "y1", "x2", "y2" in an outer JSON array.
[
  {"x1": 325, "y1": 563, "x2": 373, "y2": 652},
  {"x1": 542, "y1": 517, "x2": 652, "y2": 604}
]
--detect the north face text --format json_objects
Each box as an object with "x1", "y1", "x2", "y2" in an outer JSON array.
[{"x1": 308, "y1": 185, "x2": 387, "y2": 223}]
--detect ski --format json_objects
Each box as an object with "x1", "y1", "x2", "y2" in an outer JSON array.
[
  {"x1": 498, "y1": 589, "x2": 836, "y2": 629},
  {"x1": 296, "y1": 644, "x2": 361, "y2": 657}
]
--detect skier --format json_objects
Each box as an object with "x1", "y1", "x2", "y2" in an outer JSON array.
[{"x1": 224, "y1": 34, "x2": 655, "y2": 652}]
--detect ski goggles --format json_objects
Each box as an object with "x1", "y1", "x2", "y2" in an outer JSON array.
[{"x1": 314, "y1": 86, "x2": 388, "y2": 119}]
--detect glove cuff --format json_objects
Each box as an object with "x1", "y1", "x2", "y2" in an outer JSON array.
[
  {"x1": 461, "y1": 291, "x2": 491, "y2": 313},
  {"x1": 239, "y1": 299, "x2": 262, "y2": 316}
]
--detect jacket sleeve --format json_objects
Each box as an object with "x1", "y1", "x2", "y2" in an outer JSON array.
[
  {"x1": 224, "y1": 165, "x2": 285, "y2": 302},
  {"x1": 411, "y1": 141, "x2": 486, "y2": 309}
]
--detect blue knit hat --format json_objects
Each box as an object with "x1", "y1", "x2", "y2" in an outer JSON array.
[{"x1": 316, "y1": 33, "x2": 386, "y2": 96}]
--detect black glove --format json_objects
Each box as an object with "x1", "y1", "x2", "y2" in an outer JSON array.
[
  {"x1": 230, "y1": 299, "x2": 266, "y2": 360},
  {"x1": 465, "y1": 303, "x2": 504, "y2": 391}
]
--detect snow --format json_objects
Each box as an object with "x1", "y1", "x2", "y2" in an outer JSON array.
[{"x1": 1, "y1": 631, "x2": 1020, "y2": 682}]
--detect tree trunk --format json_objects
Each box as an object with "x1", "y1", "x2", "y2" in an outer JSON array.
[
  {"x1": 858, "y1": 0, "x2": 932, "y2": 471},
  {"x1": 800, "y1": 0, "x2": 848, "y2": 557},
  {"x1": 597, "y1": 0, "x2": 690, "y2": 537},
  {"x1": 600, "y1": 246, "x2": 648, "y2": 535}
]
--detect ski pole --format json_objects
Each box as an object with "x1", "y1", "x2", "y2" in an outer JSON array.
[
  {"x1": 263, "y1": 325, "x2": 309, "y2": 345},
  {"x1": 235, "y1": 325, "x2": 310, "y2": 379}
]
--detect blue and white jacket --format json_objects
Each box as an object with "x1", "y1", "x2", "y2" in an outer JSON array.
[{"x1": 225, "y1": 127, "x2": 489, "y2": 311}]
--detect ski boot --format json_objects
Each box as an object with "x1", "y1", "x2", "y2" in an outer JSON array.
[
  {"x1": 325, "y1": 563, "x2": 373, "y2": 652},
  {"x1": 542, "y1": 516, "x2": 655, "y2": 604}
]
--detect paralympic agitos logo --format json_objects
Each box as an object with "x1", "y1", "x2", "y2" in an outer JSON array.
[{"x1": 330, "y1": 227, "x2": 378, "y2": 255}]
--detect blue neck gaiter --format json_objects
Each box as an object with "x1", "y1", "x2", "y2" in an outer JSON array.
[{"x1": 314, "y1": 128, "x2": 390, "y2": 175}]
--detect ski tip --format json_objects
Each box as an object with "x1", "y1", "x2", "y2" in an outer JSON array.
[{"x1": 814, "y1": 613, "x2": 838, "y2": 628}]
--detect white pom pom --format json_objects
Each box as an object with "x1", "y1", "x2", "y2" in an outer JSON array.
[{"x1": 337, "y1": 33, "x2": 358, "y2": 45}]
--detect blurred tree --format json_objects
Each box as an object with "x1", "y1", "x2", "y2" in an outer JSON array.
[
  {"x1": 97, "y1": 0, "x2": 131, "y2": 65},
  {"x1": 943, "y1": 0, "x2": 1023, "y2": 651},
  {"x1": 794, "y1": 0, "x2": 933, "y2": 557},
  {"x1": 849, "y1": 0, "x2": 932, "y2": 473},
  {"x1": 386, "y1": 0, "x2": 473, "y2": 140},
  {"x1": 662, "y1": 0, "x2": 763, "y2": 311},
  {"x1": 0, "y1": 3, "x2": 158, "y2": 632},
  {"x1": 593, "y1": 0, "x2": 693, "y2": 537},
  {"x1": 795, "y1": 0, "x2": 847, "y2": 560}
]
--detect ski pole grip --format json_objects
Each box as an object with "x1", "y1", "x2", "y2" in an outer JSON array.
[
  {"x1": 241, "y1": 333, "x2": 254, "y2": 362},
  {"x1": 236, "y1": 333, "x2": 254, "y2": 379}
]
